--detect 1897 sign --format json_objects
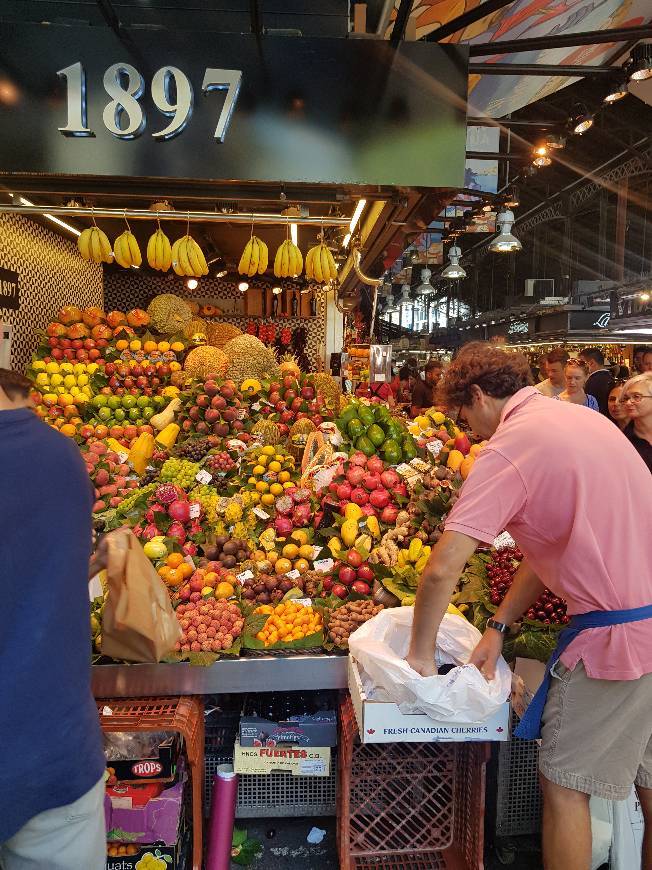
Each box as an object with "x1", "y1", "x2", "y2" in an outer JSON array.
[
  {"x1": 0, "y1": 268, "x2": 19, "y2": 311},
  {"x1": 57, "y1": 62, "x2": 242, "y2": 142}
]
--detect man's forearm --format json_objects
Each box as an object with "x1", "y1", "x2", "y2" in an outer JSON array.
[{"x1": 493, "y1": 560, "x2": 545, "y2": 625}]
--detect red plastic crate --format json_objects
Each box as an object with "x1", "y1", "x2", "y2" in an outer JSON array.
[
  {"x1": 338, "y1": 695, "x2": 488, "y2": 870},
  {"x1": 98, "y1": 696, "x2": 204, "y2": 870}
]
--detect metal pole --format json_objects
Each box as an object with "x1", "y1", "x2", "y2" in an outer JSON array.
[
  {"x1": 0, "y1": 203, "x2": 350, "y2": 227},
  {"x1": 468, "y1": 63, "x2": 616, "y2": 76},
  {"x1": 469, "y1": 23, "x2": 652, "y2": 57}
]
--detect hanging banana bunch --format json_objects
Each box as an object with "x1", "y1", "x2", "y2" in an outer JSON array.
[
  {"x1": 238, "y1": 235, "x2": 269, "y2": 277},
  {"x1": 171, "y1": 235, "x2": 209, "y2": 278},
  {"x1": 306, "y1": 241, "x2": 338, "y2": 283},
  {"x1": 113, "y1": 224, "x2": 143, "y2": 269},
  {"x1": 147, "y1": 225, "x2": 173, "y2": 272},
  {"x1": 274, "y1": 235, "x2": 303, "y2": 279},
  {"x1": 78, "y1": 224, "x2": 113, "y2": 264}
]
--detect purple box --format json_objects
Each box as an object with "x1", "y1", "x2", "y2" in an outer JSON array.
[{"x1": 105, "y1": 780, "x2": 183, "y2": 846}]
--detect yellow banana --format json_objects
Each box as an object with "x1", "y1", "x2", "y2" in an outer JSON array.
[
  {"x1": 312, "y1": 244, "x2": 323, "y2": 282},
  {"x1": 155, "y1": 230, "x2": 164, "y2": 270},
  {"x1": 320, "y1": 245, "x2": 330, "y2": 282},
  {"x1": 248, "y1": 237, "x2": 259, "y2": 278},
  {"x1": 292, "y1": 243, "x2": 303, "y2": 276},
  {"x1": 280, "y1": 241, "x2": 289, "y2": 277},
  {"x1": 147, "y1": 232, "x2": 158, "y2": 269},
  {"x1": 326, "y1": 246, "x2": 338, "y2": 281},
  {"x1": 90, "y1": 228, "x2": 102, "y2": 263},
  {"x1": 126, "y1": 231, "x2": 142, "y2": 267},
  {"x1": 171, "y1": 237, "x2": 185, "y2": 276},
  {"x1": 186, "y1": 237, "x2": 203, "y2": 277},
  {"x1": 78, "y1": 228, "x2": 92, "y2": 260},
  {"x1": 189, "y1": 237, "x2": 208, "y2": 275},
  {"x1": 178, "y1": 236, "x2": 193, "y2": 276},
  {"x1": 113, "y1": 234, "x2": 130, "y2": 268},
  {"x1": 305, "y1": 245, "x2": 315, "y2": 280},
  {"x1": 239, "y1": 238, "x2": 253, "y2": 276},
  {"x1": 257, "y1": 238, "x2": 268, "y2": 274},
  {"x1": 273, "y1": 242, "x2": 284, "y2": 278},
  {"x1": 97, "y1": 228, "x2": 113, "y2": 262},
  {"x1": 160, "y1": 231, "x2": 172, "y2": 271}
]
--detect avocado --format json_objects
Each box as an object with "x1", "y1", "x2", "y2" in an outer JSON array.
[
  {"x1": 348, "y1": 418, "x2": 365, "y2": 439},
  {"x1": 366, "y1": 424, "x2": 386, "y2": 447},
  {"x1": 356, "y1": 435, "x2": 376, "y2": 457}
]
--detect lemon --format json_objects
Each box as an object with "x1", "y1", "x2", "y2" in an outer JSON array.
[
  {"x1": 82, "y1": 385, "x2": 92, "y2": 397},
  {"x1": 73, "y1": 363, "x2": 86, "y2": 375},
  {"x1": 252, "y1": 465, "x2": 266, "y2": 476},
  {"x1": 45, "y1": 361, "x2": 60, "y2": 374},
  {"x1": 49, "y1": 373, "x2": 63, "y2": 387},
  {"x1": 76, "y1": 373, "x2": 89, "y2": 386},
  {"x1": 34, "y1": 372, "x2": 49, "y2": 387},
  {"x1": 283, "y1": 481, "x2": 294, "y2": 489},
  {"x1": 59, "y1": 362, "x2": 74, "y2": 374},
  {"x1": 32, "y1": 360, "x2": 46, "y2": 372},
  {"x1": 278, "y1": 471, "x2": 290, "y2": 483},
  {"x1": 257, "y1": 454, "x2": 269, "y2": 467},
  {"x1": 268, "y1": 460, "x2": 282, "y2": 473},
  {"x1": 249, "y1": 491, "x2": 260, "y2": 504},
  {"x1": 269, "y1": 483, "x2": 283, "y2": 496},
  {"x1": 261, "y1": 493, "x2": 275, "y2": 506},
  {"x1": 256, "y1": 480, "x2": 269, "y2": 493},
  {"x1": 262, "y1": 445, "x2": 276, "y2": 456},
  {"x1": 274, "y1": 454, "x2": 284, "y2": 462},
  {"x1": 247, "y1": 476, "x2": 256, "y2": 485},
  {"x1": 69, "y1": 385, "x2": 80, "y2": 397},
  {"x1": 63, "y1": 374, "x2": 76, "y2": 389},
  {"x1": 86, "y1": 362, "x2": 99, "y2": 374},
  {"x1": 42, "y1": 393, "x2": 58, "y2": 405}
]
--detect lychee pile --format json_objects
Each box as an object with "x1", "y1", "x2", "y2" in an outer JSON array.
[{"x1": 174, "y1": 599, "x2": 244, "y2": 653}]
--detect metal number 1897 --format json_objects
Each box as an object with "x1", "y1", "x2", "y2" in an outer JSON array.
[{"x1": 57, "y1": 61, "x2": 242, "y2": 142}]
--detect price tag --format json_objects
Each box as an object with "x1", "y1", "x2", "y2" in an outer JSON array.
[
  {"x1": 493, "y1": 532, "x2": 516, "y2": 550},
  {"x1": 396, "y1": 463, "x2": 413, "y2": 477},
  {"x1": 189, "y1": 503, "x2": 201, "y2": 519},
  {"x1": 311, "y1": 546, "x2": 323, "y2": 560},
  {"x1": 236, "y1": 408, "x2": 247, "y2": 420},
  {"x1": 427, "y1": 440, "x2": 444, "y2": 457},
  {"x1": 184, "y1": 555, "x2": 196, "y2": 567},
  {"x1": 237, "y1": 570, "x2": 254, "y2": 584},
  {"x1": 374, "y1": 374, "x2": 386, "y2": 382},
  {"x1": 117, "y1": 451, "x2": 129, "y2": 464},
  {"x1": 313, "y1": 558, "x2": 334, "y2": 574},
  {"x1": 253, "y1": 506, "x2": 270, "y2": 520},
  {"x1": 102, "y1": 705, "x2": 113, "y2": 716},
  {"x1": 293, "y1": 597, "x2": 312, "y2": 606},
  {"x1": 299, "y1": 759, "x2": 326, "y2": 775},
  {"x1": 251, "y1": 402, "x2": 262, "y2": 411},
  {"x1": 195, "y1": 469, "x2": 213, "y2": 485},
  {"x1": 285, "y1": 569, "x2": 301, "y2": 580}
]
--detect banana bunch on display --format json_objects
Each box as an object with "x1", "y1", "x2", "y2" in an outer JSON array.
[
  {"x1": 274, "y1": 239, "x2": 303, "y2": 278},
  {"x1": 171, "y1": 235, "x2": 209, "y2": 278},
  {"x1": 146, "y1": 227, "x2": 173, "y2": 272},
  {"x1": 306, "y1": 242, "x2": 338, "y2": 283},
  {"x1": 113, "y1": 230, "x2": 143, "y2": 269},
  {"x1": 238, "y1": 236, "x2": 269, "y2": 277},
  {"x1": 396, "y1": 538, "x2": 431, "y2": 573},
  {"x1": 78, "y1": 226, "x2": 113, "y2": 264}
]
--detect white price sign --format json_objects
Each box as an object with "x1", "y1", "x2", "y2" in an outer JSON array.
[
  {"x1": 236, "y1": 570, "x2": 254, "y2": 584},
  {"x1": 195, "y1": 469, "x2": 213, "y2": 484},
  {"x1": 427, "y1": 440, "x2": 444, "y2": 457},
  {"x1": 313, "y1": 558, "x2": 334, "y2": 574},
  {"x1": 189, "y1": 503, "x2": 201, "y2": 519},
  {"x1": 299, "y1": 759, "x2": 327, "y2": 775},
  {"x1": 285, "y1": 569, "x2": 301, "y2": 580},
  {"x1": 253, "y1": 506, "x2": 270, "y2": 520}
]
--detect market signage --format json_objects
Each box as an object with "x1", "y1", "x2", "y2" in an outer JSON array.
[
  {"x1": 0, "y1": 268, "x2": 19, "y2": 311},
  {"x1": 0, "y1": 25, "x2": 468, "y2": 187}
]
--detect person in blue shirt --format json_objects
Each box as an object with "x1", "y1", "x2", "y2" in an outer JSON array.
[
  {"x1": 0, "y1": 369, "x2": 105, "y2": 869},
  {"x1": 556, "y1": 359, "x2": 600, "y2": 411}
]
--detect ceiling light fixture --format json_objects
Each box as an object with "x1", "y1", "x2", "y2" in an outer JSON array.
[
  {"x1": 489, "y1": 209, "x2": 522, "y2": 254},
  {"x1": 503, "y1": 185, "x2": 520, "y2": 209},
  {"x1": 349, "y1": 199, "x2": 367, "y2": 234},
  {"x1": 384, "y1": 292, "x2": 399, "y2": 315},
  {"x1": 603, "y1": 79, "x2": 629, "y2": 103},
  {"x1": 544, "y1": 132, "x2": 566, "y2": 149},
  {"x1": 342, "y1": 232, "x2": 351, "y2": 248},
  {"x1": 640, "y1": 291, "x2": 651, "y2": 302},
  {"x1": 628, "y1": 44, "x2": 652, "y2": 82},
  {"x1": 186, "y1": 278, "x2": 198, "y2": 290},
  {"x1": 272, "y1": 285, "x2": 282, "y2": 295},
  {"x1": 442, "y1": 245, "x2": 466, "y2": 280},
  {"x1": 570, "y1": 104, "x2": 594, "y2": 135},
  {"x1": 238, "y1": 280, "x2": 249, "y2": 292},
  {"x1": 13, "y1": 194, "x2": 81, "y2": 237},
  {"x1": 532, "y1": 145, "x2": 551, "y2": 167}
]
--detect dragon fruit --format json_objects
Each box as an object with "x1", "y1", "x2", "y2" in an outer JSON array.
[
  {"x1": 142, "y1": 523, "x2": 161, "y2": 540},
  {"x1": 292, "y1": 502, "x2": 311, "y2": 526},
  {"x1": 155, "y1": 483, "x2": 182, "y2": 505},
  {"x1": 275, "y1": 516, "x2": 294, "y2": 536},
  {"x1": 291, "y1": 487, "x2": 311, "y2": 504},
  {"x1": 145, "y1": 502, "x2": 165, "y2": 523},
  {"x1": 275, "y1": 495, "x2": 294, "y2": 516},
  {"x1": 188, "y1": 519, "x2": 203, "y2": 536},
  {"x1": 167, "y1": 521, "x2": 187, "y2": 544}
]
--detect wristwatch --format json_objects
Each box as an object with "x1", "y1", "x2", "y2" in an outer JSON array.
[{"x1": 486, "y1": 618, "x2": 509, "y2": 635}]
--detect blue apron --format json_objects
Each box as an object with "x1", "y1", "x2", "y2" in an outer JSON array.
[{"x1": 515, "y1": 604, "x2": 652, "y2": 741}]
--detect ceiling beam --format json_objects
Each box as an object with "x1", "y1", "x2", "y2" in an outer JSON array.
[
  {"x1": 249, "y1": 0, "x2": 263, "y2": 37},
  {"x1": 469, "y1": 23, "x2": 652, "y2": 57},
  {"x1": 425, "y1": 0, "x2": 516, "y2": 43},
  {"x1": 468, "y1": 63, "x2": 616, "y2": 76},
  {"x1": 389, "y1": 0, "x2": 413, "y2": 47}
]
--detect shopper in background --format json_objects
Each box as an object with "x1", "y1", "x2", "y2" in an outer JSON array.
[
  {"x1": 535, "y1": 348, "x2": 568, "y2": 397},
  {"x1": 607, "y1": 382, "x2": 630, "y2": 431},
  {"x1": 536, "y1": 353, "x2": 549, "y2": 383},
  {"x1": 633, "y1": 345, "x2": 649, "y2": 374},
  {"x1": 621, "y1": 372, "x2": 652, "y2": 473},
  {"x1": 643, "y1": 349, "x2": 652, "y2": 373},
  {"x1": 579, "y1": 347, "x2": 614, "y2": 415},
  {"x1": 390, "y1": 365, "x2": 415, "y2": 408},
  {"x1": 406, "y1": 343, "x2": 652, "y2": 870},
  {"x1": 557, "y1": 360, "x2": 599, "y2": 410},
  {"x1": 0, "y1": 369, "x2": 105, "y2": 870},
  {"x1": 411, "y1": 359, "x2": 444, "y2": 416}
]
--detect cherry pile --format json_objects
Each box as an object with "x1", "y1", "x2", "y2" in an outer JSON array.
[
  {"x1": 206, "y1": 451, "x2": 237, "y2": 474},
  {"x1": 487, "y1": 546, "x2": 569, "y2": 626}
]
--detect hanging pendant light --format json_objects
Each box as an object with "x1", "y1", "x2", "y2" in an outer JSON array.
[
  {"x1": 417, "y1": 231, "x2": 434, "y2": 294},
  {"x1": 442, "y1": 245, "x2": 467, "y2": 279},
  {"x1": 489, "y1": 210, "x2": 522, "y2": 254}
]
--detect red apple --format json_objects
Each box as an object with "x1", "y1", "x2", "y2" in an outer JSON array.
[
  {"x1": 332, "y1": 584, "x2": 348, "y2": 599},
  {"x1": 338, "y1": 566, "x2": 357, "y2": 586},
  {"x1": 351, "y1": 580, "x2": 371, "y2": 596},
  {"x1": 346, "y1": 549, "x2": 363, "y2": 568}
]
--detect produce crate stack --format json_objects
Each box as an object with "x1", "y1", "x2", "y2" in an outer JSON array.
[
  {"x1": 495, "y1": 710, "x2": 542, "y2": 837},
  {"x1": 97, "y1": 697, "x2": 204, "y2": 870},
  {"x1": 337, "y1": 695, "x2": 488, "y2": 870}
]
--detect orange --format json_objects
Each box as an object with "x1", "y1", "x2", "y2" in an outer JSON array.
[
  {"x1": 167, "y1": 552, "x2": 184, "y2": 568},
  {"x1": 170, "y1": 341, "x2": 185, "y2": 353},
  {"x1": 274, "y1": 557, "x2": 292, "y2": 575},
  {"x1": 261, "y1": 493, "x2": 275, "y2": 506},
  {"x1": 253, "y1": 550, "x2": 266, "y2": 561},
  {"x1": 179, "y1": 562, "x2": 194, "y2": 579},
  {"x1": 158, "y1": 565, "x2": 171, "y2": 580},
  {"x1": 269, "y1": 483, "x2": 283, "y2": 496},
  {"x1": 60, "y1": 423, "x2": 77, "y2": 437},
  {"x1": 115, "y1": 339, "x2": 128, "y2": 351},
  {"x1": 294, "y1": 558, "x2": 310, "y2": 574},
  {"x1": 166, "y1": 568, "x2": 182, "y2": 586},
  {"x1": 169, "y1": 361, "x2": 181, "y2": 371},
  {"x1": 268, "y1": 551, "x2": 278, "y2": 564},
  {"x1": 203, "y1": 571, "x2": 219, "y2": 587},
  {"x1": 291, "y1": 529, "x2": 309, "y2": 546},
  {"x1": 216, "y1": 581, "x2": 235, "y2": 599},
  {"x1": 282, "y1": 543, "x2": 299, "y2": 560},
  {"x1": 157, "y1": 340, "x2": 170, "y2": 352},
  {"x1": 256, "y1": 480, "x2": 269, "y2": 493},
  {"x1": 129, "y1": 339, "x2": 142, "y2": 351},
  {"x1": 143, "y1": 340, "x2": 157, "y2": 353}
]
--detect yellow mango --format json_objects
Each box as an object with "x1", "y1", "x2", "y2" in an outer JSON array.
[
  {"x1": 429, "y1": 411, "x2": 445, "y2": 425},
  {"x1": 343, "y1": 502, "x2": 363, "y2": 522},
  {"x1": 460, "y1": 456, "x2": 475, "y2": 480},
  {"x1": 408, "y1": 538, "x2": 423, "y2": 562},
  {"x1": 341, "y1": 520, "x2": 359, "y2": 548},
  {"x1": 327, "y1": 536, "x2": 342, "y2": 556},
  {"x1": 366, "y1": 515, "x2": 381, "y2": 539},
  {"x1": 447, "y1": 449, "x2": 465, "y2": 472}
]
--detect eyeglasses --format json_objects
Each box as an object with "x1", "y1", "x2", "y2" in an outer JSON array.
[{"x1": 620, "y1": 393, "x2": 652, "y2": 405}]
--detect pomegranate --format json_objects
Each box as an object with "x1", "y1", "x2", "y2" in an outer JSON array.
[
  {"x1": 350, "y1": 452, "x2": 368, "y2": 467},
  {"x1": 362, "y1": 472, "x2": 381, "y2": 491},
  {"x1": 380, "y1": 505, "x2": 400, "y2": 524},
  {"x1": 346, "y1": 549, "x2": 363, "y2": 568},
  {"x1": 350, "y1": 487, "x2": 368, "y2": 506},
  {"x1": 351, "y1": 580, "x2": 371, "y2": 596},
  {"x1": 338, "y1": 566, "x2": 357, "y2": 586},
  {"x1": 365, "y1": 455, "x2": 385, "y2": 475},
  {"x1": 168, "y1": 500, "x2": 191, "y2": 523},
  {"x1": 380, "y1": 469, "x2": 400, "y2": 489},
  {"x1": 346, "y1": 465, "x2": 366, "y2": 486},
  {"x1": 356, "y1": 564, "x2": 374, "y2": 583},
  {"x1": 369, "y1": 488, "x2": 391, "y2": 509},
  {"x1": 336, "y1": 482, "x2": 352, "y2": 501}
]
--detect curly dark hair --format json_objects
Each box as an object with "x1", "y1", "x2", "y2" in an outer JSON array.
[{"x1": 437, "y1": 342, "x2": 533, "y2": 408}]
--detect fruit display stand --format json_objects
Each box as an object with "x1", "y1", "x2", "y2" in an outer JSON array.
[{"x1": 97, "y1": 696, "x2": 204, "y2": 870}]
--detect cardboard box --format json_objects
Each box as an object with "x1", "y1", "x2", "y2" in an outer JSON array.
[
  {"x1": 105, "y1": 780, "x2": 184, "y2": 845},
  {"x1": 106, "y1": 832, "x2": 189, "y2": 870},
  {"x1": 233, "y1": 740, "x2": 330, "y2": 776},
  {"x1": 349, "y1": 656, "x2": 510, "y2": 744},
  {"x1": 239, "y1": 711, "x2": 337, "y2": 748},
  {"x1": 104, "y1": 734, "x2": 180, "y2": 784}
]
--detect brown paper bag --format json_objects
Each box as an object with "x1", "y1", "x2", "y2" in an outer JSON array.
[{"x1": 101, "y1": 529, "x2": 182, "y2": 662}]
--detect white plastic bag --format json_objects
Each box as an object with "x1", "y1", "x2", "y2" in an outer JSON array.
[
  {"x1": 348, "y1": 607, "x2": 511, "y2": 722},
  {"x1": 611, "y1": 788, "x2": 644, "y2": 870}
]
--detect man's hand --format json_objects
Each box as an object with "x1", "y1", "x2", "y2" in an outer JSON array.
[
  {"x1": 468, "y1": 629, "x2": 504, "y2": 680},
  {"x1": 406, "y1": 653, "x2": 438, "y2": 677}
]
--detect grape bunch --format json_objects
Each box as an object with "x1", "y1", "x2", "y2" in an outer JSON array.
[
  {"x1": 160, "y1": 458, "x2": 201, "y2": 488},
  {"x1": 189, "y1": 485, "x2": 219, "y2": 524},
  {"x1": 175, "y1": 438, "x2": 214, "y2": 461},
  {"x1": 487, "y1": 546, "x2": 569, "y2": 625},
  {"x1": 114, "y1": 483, "x2": 157, "y2": 516},
  {"x1": 205, "y1": 451, "x2": 237, "y2": 474}
]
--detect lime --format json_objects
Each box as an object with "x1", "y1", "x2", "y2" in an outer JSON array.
[
  {"x1": 107, "y1": 396, "x2": 121, "y2": 410},
  {"x1": 114, "y1": 408, "x2": 126, "y2": 421},
  {"x1": 128, "y1": 407, "x2": 140, "y2": 421},
  {"x1": 98, "y1": 406, "x2": 112, "y2": 421},
  {"x1": 122, "y1": 395, "x2": 136, "y2": 409},
  {"x1": 137, "y1": 395, "x2": 151, "y2": 408},
  {"x1": 142, "y1": 407, "x2": 155, "y2": 421},
  {"x1": 153, "y1": 395, "x2": 166, "y2": 409}
]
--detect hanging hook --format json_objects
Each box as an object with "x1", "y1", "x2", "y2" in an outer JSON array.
[
  {"x1": 124, "y1": 209, "x2": 131, "y2": 233},
  {"x1": 186, "y1": 210, "x2": 190, "y2": 236}
]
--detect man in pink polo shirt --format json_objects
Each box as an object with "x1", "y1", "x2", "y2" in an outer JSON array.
[{"x1": 407, "y1": 342, "x2": 652, "y2": 870}]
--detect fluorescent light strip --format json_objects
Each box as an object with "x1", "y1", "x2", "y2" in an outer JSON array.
[
  {"x1": 349, "y1": 199, "x2": 366, "y2": 233},
  {"x1": 290, "y1": 223, "x2": 298, "y2": 246},
  {"x1": 17, "y1": 194, "x2": 81, "y2": 237},
  {"x1": 342, "y1": 232, "x2": 351, "y2": 248}
]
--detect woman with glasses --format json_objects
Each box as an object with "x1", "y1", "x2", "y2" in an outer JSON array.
[
  {"x1": 621, "y1": 372, "x2": 652, "y2": 472},
  {"x1": 607, "y1": 382, "x2": 630, "y2": 431},
  {"x1": 556, "y1": 360, "x2": 599, "y2": 410}
]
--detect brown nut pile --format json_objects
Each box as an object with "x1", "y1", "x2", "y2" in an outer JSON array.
[{"x1": 328, "y1": 600, "x2": 384, "y2": 648}]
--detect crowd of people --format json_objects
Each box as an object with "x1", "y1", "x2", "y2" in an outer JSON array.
[{"x1": 356, "y1": 344, "x2": 652, "y2": 473}]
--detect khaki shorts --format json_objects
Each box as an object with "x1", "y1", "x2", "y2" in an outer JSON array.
[{"x1": 539, "y1": 660, "x2": 652, "y2": 800}]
